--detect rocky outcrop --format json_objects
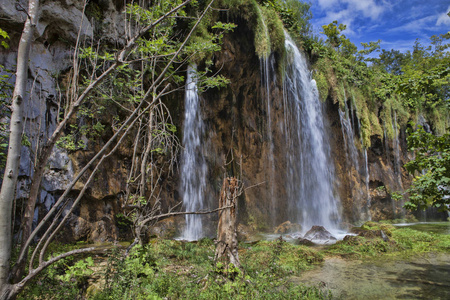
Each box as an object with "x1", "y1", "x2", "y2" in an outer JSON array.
[{"x1": 303, "y1": 225, "x2": 336, "y2": 241}]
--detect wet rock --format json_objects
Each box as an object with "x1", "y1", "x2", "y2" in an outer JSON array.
[
  {"x1": 358, "y1": 230, "x2": 390, "y2": 242},
  {"x1": 274, "y1": 221, "x2": 302, "y2": 234},
  {"x1": 296, "y1": 237, "x2": 315, "y2": 246},
  {"x1": 304, "y1": 226, "x2": 336, "y2": 241},
  {"x1": 350, "y1": 226, "x2": 390, "y2": 242},
  {"x1": 343, "y1": 235, "x2": 360, "y2": 244}
]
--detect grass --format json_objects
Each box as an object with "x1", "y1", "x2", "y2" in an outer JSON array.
[
  {"x1": 21, "y1": 238, "x2": 331, "y2": 299},
  {"x1": 325, "y1": 221, "x2": 450, "y2": 259},
  {"x1": 19, "y1": 222, "x2": 450, "y2": 299}
]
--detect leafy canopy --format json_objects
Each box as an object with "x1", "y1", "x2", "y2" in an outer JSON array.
[{"x1": 403, "y1": 125, "x2": 450, "y2": 211}]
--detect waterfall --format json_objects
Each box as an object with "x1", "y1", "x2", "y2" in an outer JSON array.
[
  {"x1": 355, "y1": 106, "x2": 372, "y2": 220},
  {"x1": 338, "y1": 96, "x2": 372, "y2": 222},
  {"x1": 283, "y1": 34, "x2": 341, "y2": 232},
  {"x1": 339, "y1": 98, "x2": 360, "y2": 174},
  {"x1": 261, "y1": 56, "x2": 276, "y2": 224},
  {"x1": 362, "y1": 147, "x2": 371, "y2": 220},
  {"x1": 180, "y1": 64, "x2": 207, "y2": 241},
  {"x1": 338, "y1": 101, "x2": 367, "y2": 221},
  {"x1": 391, "y1": 111, "x2": 403, "y2": 190}
]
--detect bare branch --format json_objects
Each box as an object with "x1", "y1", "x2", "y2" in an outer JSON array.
[
  {"x1": 139, "y1": 205, "x2": 234, "y2": 227},
  {"x1": 10, "y1": 247, "x2": 97, "y2": 299}
]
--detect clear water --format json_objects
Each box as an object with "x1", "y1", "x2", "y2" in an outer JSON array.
[
  {"x1": 297, "y1": 253, "x2": 450, "y2": 300},
  {"x1": 283, "y1": 34, "x2": 341, "y2": 233},
  {"x1": 180, "y1": 65, "x2": 207, "y2": 241},
  {"x1": 297, "y1": 222, "x2": 450, "y2": 299},
  {"x1": 394, "y1": 222, "x2": 450, "y2": 235}
]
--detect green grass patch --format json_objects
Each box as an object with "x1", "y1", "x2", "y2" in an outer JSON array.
[
  {"x1": 326, "y1": 222, "x2": 450, "y2": 259},
  {"x1": 22, "y1": 238, "x2": 331, "y2": 299}
]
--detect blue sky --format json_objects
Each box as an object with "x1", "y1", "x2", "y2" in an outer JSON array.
[{"x1": 309, "y1": 0, "x2": 450, "y2": 53}]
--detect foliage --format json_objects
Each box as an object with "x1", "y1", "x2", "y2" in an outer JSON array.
[
  {"x1": 20, "y1": 225, "x2": 450, "y2": 299},
  {"x1": 217, "y1": 0, "x2": 312, "y2": 60},
  {"x1": 55, "y1": 1, "x2": 235, "y2": 152},
  {"x1": 402, "y1": 125, "x2": 450, "y2": 211},
  {"x1": 321, "y1": 21, "x2": 348, "y2": 49},
  {"x1": 0, "y1": 28, "x2": 9, "y2": 49},
  {"x1": 17, "y1": 243, "x2": 96, "y2": 300},
  {"x1": 240, "y1": 238, "x2": 323, "y2": 276},
  {"x1": 0, "y1": 65, "x2": 12, "y2": 169},
  {"x1": 258, "y1": 0, "x2": 312, "y2": 36},
  {"x1": 18, "y1": 239, "x2": 331, "y2": 299},
  {"x1": 304, "y1": 22, "x2": 449, "y2": 148},
  {"x1": 0, "y1": 29, "x2": 11, "y2": 168}
]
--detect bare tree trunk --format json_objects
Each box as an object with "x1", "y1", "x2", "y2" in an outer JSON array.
[
  {"x1": 140, "y1": 111, "x2": 154, "y2": 198},
  {"x1": 215, "y1": 177, "x2": 240, "y2": 268},
  {"x1": 0, "y1": 0, "x2": 40, "y2": 296}
]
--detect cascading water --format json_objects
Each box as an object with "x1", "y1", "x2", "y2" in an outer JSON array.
[
  {"x1": 338, "y1": 96, "x2": 371, "y2": 222},
  {"x1": 339, "y1": 96, "x2": 360, "y2": 176},
  {"x1": 354, "y1": 103, "x2": 372, "y2": 220},
  {"x1": 260, "y1": 56, "x2": 277, "y2": 224},
  {"x1": 391, "y1": 111, "x2": 403, "y2": 190},
  {"x1": 180, "y1": 64, "x2": 207, "y2": 241},
  {"x1": 283, "y1": 34, "x2": 341, "y2": 233}
]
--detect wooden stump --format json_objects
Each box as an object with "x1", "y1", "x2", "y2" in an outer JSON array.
[{"x1": 215, "y1": 177, "x2": 240, "y2": 269}]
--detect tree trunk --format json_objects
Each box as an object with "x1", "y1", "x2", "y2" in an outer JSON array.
[
  {"x1": 0, "y1": 0, "x2": 40, "y2": 296},
  {"x1": 214, "y1": 177, "x2": 240, "y2": 268}
]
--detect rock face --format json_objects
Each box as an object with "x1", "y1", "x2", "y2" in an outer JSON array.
[
  {"x1": 1, "y1": 0, "x2": 127, "y2": 243},
  {"x1": 303, "y1": 226, "x2": 336, "y2": 241},
  {"x1": 0, "y1": 1, "x2": 417, "y2": 243}
]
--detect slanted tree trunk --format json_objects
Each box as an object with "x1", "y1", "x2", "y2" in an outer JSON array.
[
  {"x1": 0, "y1": 0, "x2": 40, "y2": 297},
  {"x1": 215, "y1": 177, "x2": 240, "y2": 268}
]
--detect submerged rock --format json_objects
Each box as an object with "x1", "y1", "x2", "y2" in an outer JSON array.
[{"x1": 304, "y1": 226, "x2": 336, "y2": 241}]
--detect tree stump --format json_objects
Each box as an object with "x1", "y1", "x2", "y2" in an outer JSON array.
[{"x1": 215, "y1": 177, "x2": 240, "y2": 269}]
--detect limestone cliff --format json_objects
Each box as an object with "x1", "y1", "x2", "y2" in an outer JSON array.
[{"x1": 0, "y1": 0, "x2": 425, "y2": 243}]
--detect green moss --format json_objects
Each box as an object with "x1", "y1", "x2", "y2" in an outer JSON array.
[
  {"x1": 369, "y1": 110, "x2": 383, "y2": 136},
  {"x1": 261, "y1": 7, "x2": 286, "y2": 55},
  {"x1": 254, "y1": 5, "x2": 271, "y2": 58},
  {"x1": 313, "y1": 71, "x2": 329, "y2": 102},
  {"x1": 336, "y1": 83, "x2": 347, "y2": 109},
  {"x1": 241, "y1": 240, "x2": 323, "y2": 275},
  {"x1": 218, "y1": 0, "x2": 286, "y2": 61},
  {"x1": 328, "y1": 222, "x2": 450, "y2": 259}
]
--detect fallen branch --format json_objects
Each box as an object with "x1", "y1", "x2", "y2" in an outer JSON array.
[{"x1": 8, "y1": 247, "x2": 100, "y2": 299}]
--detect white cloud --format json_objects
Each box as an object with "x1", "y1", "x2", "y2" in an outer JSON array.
[
  {"x1": 380, "y1": 39, "x2": 418, "y2": 53},
  {"x1": 389, "y1": 15, "x2": 440, "y2": 34},
  {"x1": 343, "y1": 0, "x2": 385, "y2": 20},
  {"x1": 312, "y1": 0, "x2": 388, "y2": 37},
  {"x1": 317, "y1": 0, "x2": 339, "y2": 9},
  {"x1": 436, "y1": 6, "x2": 450, "y2": 26}
]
